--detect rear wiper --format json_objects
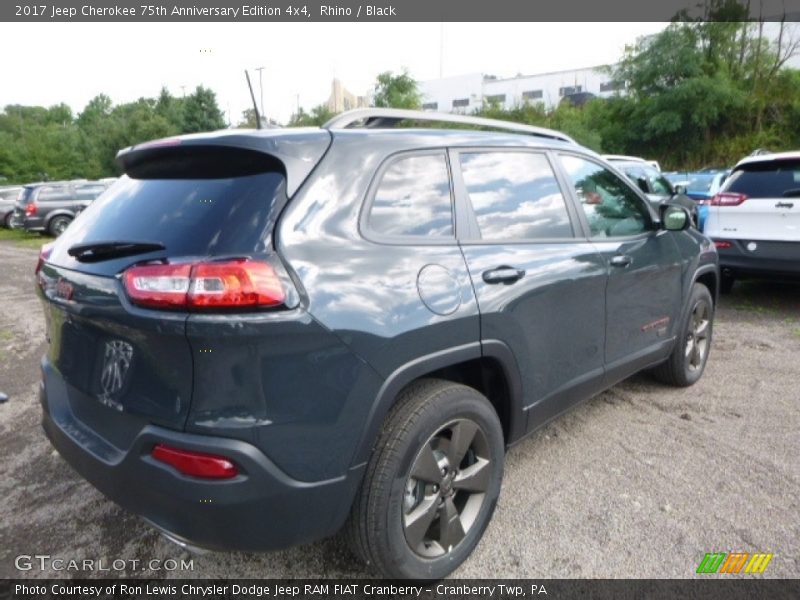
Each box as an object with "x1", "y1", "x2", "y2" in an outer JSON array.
[
  {"x1": 68, "y1": 240, "x2": 165, "y2": 262},
  {"x1": 782, "y1": 188, "x2": 800, "y2": 198}
]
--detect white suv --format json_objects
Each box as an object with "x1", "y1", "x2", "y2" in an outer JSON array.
[{"x1": 705, "y1": 151, "x2": 800, "y2": 292}]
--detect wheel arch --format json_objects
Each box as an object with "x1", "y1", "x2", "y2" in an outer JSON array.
[
  {"x1": 44, "y1": 210, "x2": 76, "y2": 228},
  {"x1": 350, "y1": 341, "x2": 525, "y2": 468}
]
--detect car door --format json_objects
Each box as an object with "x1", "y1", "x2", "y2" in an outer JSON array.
[
  {"x1": 452, "y1": 148, "x2": 608, "y2": 429},
  {"x1": 556, "y1": 153, "x2": 683, "y2": 383}
]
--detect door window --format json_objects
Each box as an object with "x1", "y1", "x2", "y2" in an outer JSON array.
[
  {"x1": 459, "y1": 151, "x2": 573, "y2": 240},
  {"x1": 367, "y1": 153, "x2": 454, "y2": 238},
  {"x1": 561, "y1": 155, "x2": 652, "y2": 238}
]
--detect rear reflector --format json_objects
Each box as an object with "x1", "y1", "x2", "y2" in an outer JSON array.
[
  {"x1": 714, "y1": 240, "x2": 733, "y2": 249},
  {"x1": 124, "y1": 259, "x2": 285, "y2": 310},
  {"x1": 710, "y1": 192, "x2": 747, "y2": 206},
  {"x1": 152, "y1": 444, "x2": 238, "y2": 479}
]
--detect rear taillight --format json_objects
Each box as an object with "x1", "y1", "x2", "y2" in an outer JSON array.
[
  {"x1": 152, "y1": 444, "x2": 238, "y2": 479},
  {"x1": 714, "y1": 240, "x2": 733, "y2": 249},
  {"x1": 35, "y1": 243, "x2": 53, "y2": 275},
  {"x1": 123, "y1": 263, "x2": 192, "y2": 308},
  {"x1": 25, "y1": 202, "x2": 38, "y2": 216},
  {"x1": 710, "y1": 192, "x2": 747, "y2": 206},
  {"x1": 123, "y1": 259, "x2": 286, "y2": 310}
]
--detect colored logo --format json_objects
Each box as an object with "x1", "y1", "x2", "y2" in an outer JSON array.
[{"x1": 696, "y1": 552, "x2": 773, "y2": 574}]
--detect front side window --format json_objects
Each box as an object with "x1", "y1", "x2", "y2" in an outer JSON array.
[
  {"x1": 367, "y1": 153, "x2": 454, "y2": 238},
  {"x1": 459, "y1": 152, "x2": 573, "y2": 240},
  {"x1": 560, "y1": 155, "x2": 651, "y2": 238}
]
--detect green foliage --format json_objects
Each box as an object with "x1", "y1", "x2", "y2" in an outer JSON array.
[
  {"x1": 182, "y1": 86, "x2": 226, "y2": 133},
  {"x1": 0, "y1": 86, "x2": 226, "y2": 183},
  {"x1": 287, "y1": 104, "x2": 335, "y2": 127},
  {"x1": 372, "y1": 69, "x2": 421, "y2": 109}
]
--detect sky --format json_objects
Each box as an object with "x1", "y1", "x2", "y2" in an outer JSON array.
[{"x1": 0, "y1": 22, "x2": 668, "y2": 124}]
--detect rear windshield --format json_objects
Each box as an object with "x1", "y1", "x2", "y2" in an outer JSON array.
[
  {"x1": 723, "y1": 160, "x2": 800, "y2": 198},
  {"x1": 66, "y1": 171, "x2": 286, "y2": 257}
]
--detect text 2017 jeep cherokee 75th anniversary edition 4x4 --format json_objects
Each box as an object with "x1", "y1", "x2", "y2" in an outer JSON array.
[{"x1": 36, "y1": 109, "x2": 718, "y2": 579}]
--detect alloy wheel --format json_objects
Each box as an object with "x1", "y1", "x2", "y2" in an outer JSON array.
[
  {"x1": 685, "y1": 299, "x2": 711, "y2": 371},
  {"x1": 402, "y1": 418, "x2": 492, "y2": 558}
]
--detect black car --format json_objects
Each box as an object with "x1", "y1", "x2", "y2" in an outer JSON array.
[
  {"x1": 36, "y1": 109, "x2": 718, "y2": 579},
  {"x1": 0, "y1": 185, "x2": 23, "y2": 228},
  {"x1": 11, "y1": 180, "x2": 111, "y2": 236}
]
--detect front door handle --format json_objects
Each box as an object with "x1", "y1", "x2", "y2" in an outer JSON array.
[
  {"x1": 482, "y1": 266, "x2": 525, "y2": 284},
  {"x1": 610, "y1": 254, "x2": 632, "y2": 268}
]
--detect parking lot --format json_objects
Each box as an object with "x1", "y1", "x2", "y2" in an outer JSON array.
[{"x1": 0, "y1": 238, "x2": 797, "y2": 579}]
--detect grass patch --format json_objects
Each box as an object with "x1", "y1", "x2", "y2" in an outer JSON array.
[
  {"x1": 0, "y1": 330, "x2": 13, "y2": 342},
  {"x1": 0, "y1": 228, "x2": 51, "y2": 249}
]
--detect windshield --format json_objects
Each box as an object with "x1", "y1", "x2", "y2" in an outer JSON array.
[{"x1": 687, "y1": 174, "x2": 716, "y2": 193}]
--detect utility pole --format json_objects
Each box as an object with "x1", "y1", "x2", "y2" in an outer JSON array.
[
  {"x1": 439, "y1": 23, "x2": 444, "y2": 79},
  {"x1": 180, "y1": 85, "x2": 186, "y2": 98},
  {"x1": 255, "y1": 66, "x2": 266, "y2": 121}
]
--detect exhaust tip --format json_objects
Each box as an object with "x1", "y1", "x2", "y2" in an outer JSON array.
[{"x1": 143, "y1": 518, "x2": 212, "y2": 555}]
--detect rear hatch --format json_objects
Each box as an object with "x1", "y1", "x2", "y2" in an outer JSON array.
[
  {"x1": 38, "y1": 143, "x2": 311, "y2": 448},
  {"x1": 11, "y1": 186, "x2": 34, "y2": 226},
  {"x1": 712, "y1": 158, "x2": 800, "y2": 243}
]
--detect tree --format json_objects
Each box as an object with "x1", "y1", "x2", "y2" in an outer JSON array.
[
  {"x1": 182, "y1": 86, "x2": 226, "y2": 133},
  {"x1": 237, "y1": 108, "x2": 260, "y2": 128},
  {"x1": 287, "y1": 104, "x2": 335, "y2": 127},
  {"x1": 372, "y1": 69, "x2": 421, "y2": 109}
]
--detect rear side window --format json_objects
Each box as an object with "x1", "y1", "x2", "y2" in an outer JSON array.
[
  {"x1": 459, "y1": 151, "x2": 573, "y2": 240},
  {"x1": 0, "y1": 188, "x2": 20, "y2": 201},
  {"x1": 367, "y1": 153, "x2": 454, "y2": 239},
  {"x1": 724, "y1": 160, "x2": 800, "y2": 198},
  {"x1": 37, "y1": 185, "x2": 71, "y2": 202},
  {"x1": 63, "y1": 149, "x2": 287, "y2": 256}
]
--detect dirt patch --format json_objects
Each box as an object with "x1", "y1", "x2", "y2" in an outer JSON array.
[{"x1": 1, "y1": 241, "x2": 798, "y2": 579}]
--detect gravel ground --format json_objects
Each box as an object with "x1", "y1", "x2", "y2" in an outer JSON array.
[{"x1": 0, "y1": 240, "x2": 798, "y2": 579}]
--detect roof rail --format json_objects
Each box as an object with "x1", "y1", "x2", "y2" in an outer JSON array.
[{"x1": 322, "y1": 108, "x2": 576, "y2": 144}]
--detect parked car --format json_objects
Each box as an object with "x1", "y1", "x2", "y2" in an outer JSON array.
[
  {"x1": 10, "y1": 180, "x2": 111, "y2": 236},
  {"x1": 613, "y1": 161, "x2": 702, "y2": 228},
  {"x1": 0, "y1": 185, "x2": 23, "y2": 228},
  {"x1": 705, "y1": 151, "x2": 800, "y2": 292},
  {"x1": 602, "y1": 154, "x2": 662, "y2": 172},
  {"x1": 36, "y1": 109, "x2": 718, "y2": 579}
]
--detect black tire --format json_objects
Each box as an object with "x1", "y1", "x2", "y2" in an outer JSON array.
[
  {"x1": 720, "y1": 275, "x2": 735, "y2": 294},
  {"x1": 48, "y1": 216, "x2": 72, "y2": 237},
  {"x1": 3, "y1": 212, "x2": 12, "y2": 229},
  {"x1": 652, "y1": 283, "x2": 714, "y2": 387},
  {"x1": 345, "y1": 379, "x2": 504, "y2": 579}
]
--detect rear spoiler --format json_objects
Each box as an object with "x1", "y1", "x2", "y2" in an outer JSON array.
[{"x1": 116, "y1": 129, "x2": 331, "y2": 197}]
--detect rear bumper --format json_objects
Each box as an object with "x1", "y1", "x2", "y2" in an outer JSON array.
[
  {"x1": 714, "y1": 239, "x2": 800, "y2": 280},
  {"x1": 40, "y1": 359, "x2": 362, "y2": 552},
  {"x1": 10, "y1": 214, "x2": 44, "y2": 231}
]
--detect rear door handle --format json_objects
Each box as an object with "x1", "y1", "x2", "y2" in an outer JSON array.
[
  {"x1": 482, "y1": 267, "x2": 525, "y2": 284},
  {"x1": 610, "y1": 254, "x2": 632, "y2": 267}
]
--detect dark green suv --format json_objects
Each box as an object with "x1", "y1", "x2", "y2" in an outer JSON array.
[{"x1": 36, "y1": 109, "x2": 718, "y2": 579}]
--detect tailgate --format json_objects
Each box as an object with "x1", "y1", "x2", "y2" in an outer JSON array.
[
  {"x1": 37, "y1": 263, "x2": 193, "y2": 449},
  {"x1": 716, "y1": 159, "x2": 800, "y2": 242}
]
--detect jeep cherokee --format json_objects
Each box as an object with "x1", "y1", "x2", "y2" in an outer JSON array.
[{"x1": 36, "y1": 108, "x2": 718, "y2": 579}]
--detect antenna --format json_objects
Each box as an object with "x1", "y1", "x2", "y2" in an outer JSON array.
[{"x1": 244, "y1": 70, "x2": 262, "y2": 129}]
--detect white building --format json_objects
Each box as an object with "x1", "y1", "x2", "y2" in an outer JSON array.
[{"x1": 418, "y1": 66, "x2": 623, "y2": 113}]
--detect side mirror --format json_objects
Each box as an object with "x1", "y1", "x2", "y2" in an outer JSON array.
[
  {"x1": 674, "y1": 184, "x2": 687, "y2": 195},
  {"x1": 661, "y1": 204, "x2": 691, "y2": 231}
]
